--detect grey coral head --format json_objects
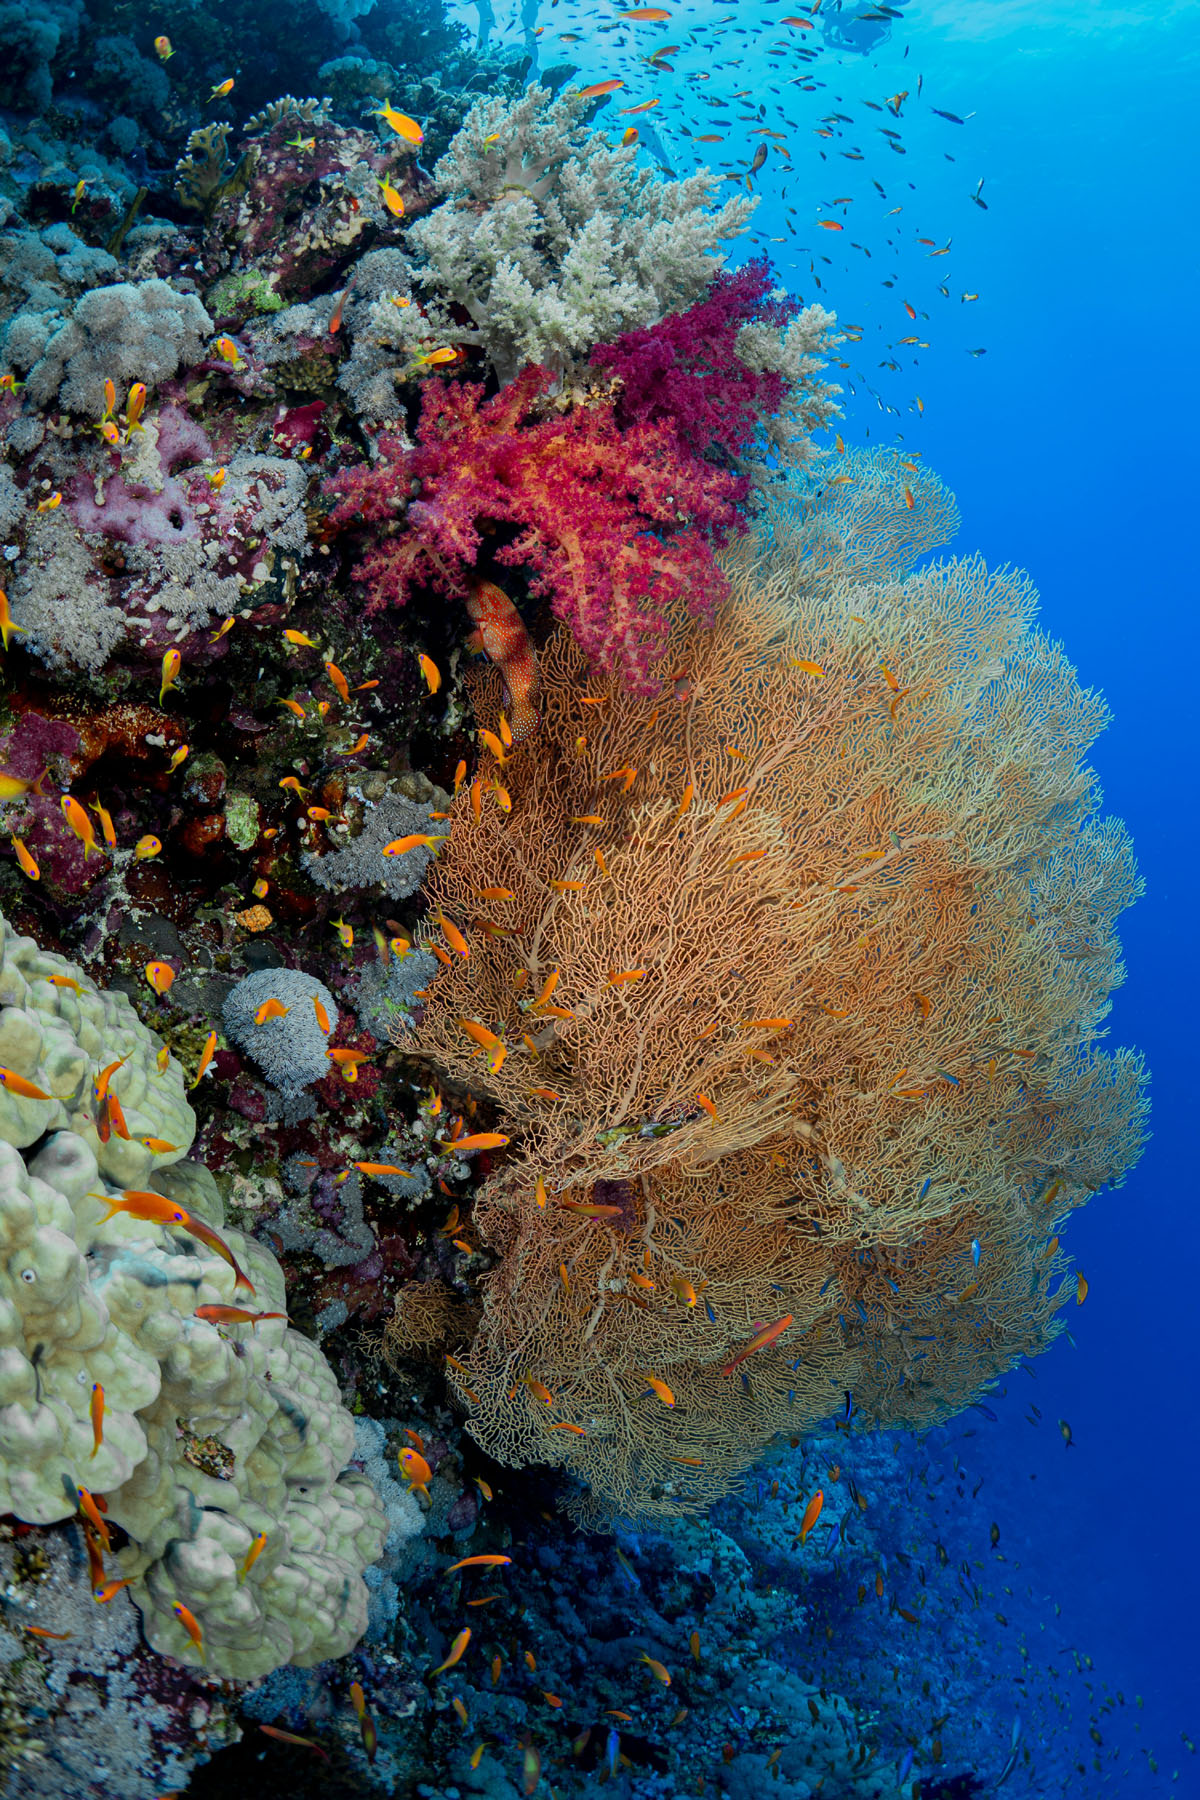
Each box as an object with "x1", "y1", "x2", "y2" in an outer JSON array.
[
  {"x1": 302, "y1": 791, "x2": 440, "y2": 901},
  {"x1": 222, "y1": 967, "x2": 339, "y2": 1096}
]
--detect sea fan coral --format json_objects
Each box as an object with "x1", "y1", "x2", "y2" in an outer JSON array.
[
  {"x1": 384, "y1": 452, "x2": 1146, "y2": 1525},
  {"x1": 324, "y1": 365, "x2": 746, "y2": 692}
]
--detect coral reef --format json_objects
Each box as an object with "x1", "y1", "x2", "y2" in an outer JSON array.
[
  {"x1": 7, "y1": 280, "x2": 212, "y2": 413},
  {"x1": 385, "y1": 450, "x2": 1146, "y2": 1524},
  {"x1": 0, "y1": 912, "x2": 385, "y2": 1679},
  {"x1": 325, "y1": 364, "x2": 746, "y2": 691},
  {"x1": 593, "y1": 257, "x2": 839, "y2": 479},
  {"x1": 403, "y1": 84, "x2": 757, "y2": 384},
  {"x1": 222, "y1": 965, "x2": 340, "y2": 1097},
  {"x1": 301, "y1": 789, "x2": 442, "y2": 900}
]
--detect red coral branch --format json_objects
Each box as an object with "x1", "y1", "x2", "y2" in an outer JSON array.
[{"x1": 324, "y1": 366, "x2": 746, "y2": 693}]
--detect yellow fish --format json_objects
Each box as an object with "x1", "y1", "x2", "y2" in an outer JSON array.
[
  {"x1": 418, "y1": 652, "x2": 441, "y2": 693},
  {"x1": 374, "y1": 101, "x2": 424, "y2": 145},
  {"x1": 133, "y1": 834, "x2": 161, "y2": 859},
  {"x1": 209, "y1": 78, "x2": 234, "y2": 99},
  {"x1": 378, "y1": 176, "x2": 406, "y2": 218},
  {"x1": 283, "y1": 628, "x2": 319, "y2": 648},
  {"x1": 153, "y1": 34, "x2": 173, "y2": 59},
  {"x1": 159, "y1": 647, "x2": 181, "y2": 705},
  {"x1": 36, "y1": 492, "x2": 62, "y2": 511}
]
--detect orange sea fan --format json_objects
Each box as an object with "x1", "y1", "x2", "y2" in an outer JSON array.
[{"x1": 385, "y1": 453, "x2": 1147, "y2": 1524}]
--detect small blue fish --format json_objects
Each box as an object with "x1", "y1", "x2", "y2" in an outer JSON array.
[
  {"x1": 971, "y1": 1237, "x2": 982, "y2": 1266},
  {"x1": 898, "y1": 1746, "x2": 915, "y2": 1782},
  {"x1": 972, "y1": 1402, "x2": 998, "y2": 1422},
  {"x1": 605, "y1": 1726, "x2": 620, "y2": 1776},
  {"x1": 918, "y1": 1176, "x2": 932, "y2": 1199},
  {"x1": 703, "y1": 1298, "x2": 717, "y2": 1323}
]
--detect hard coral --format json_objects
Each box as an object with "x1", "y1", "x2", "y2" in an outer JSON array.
[
  {"x1": 325, "y1": 366, "x2": 746, "y2": 693},
  {"x1": 0, "y1": 913, "x2": 386, "y2": 1679}
]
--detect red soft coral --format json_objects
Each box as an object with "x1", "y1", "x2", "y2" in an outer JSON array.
[
  {"x1": 324, "y1": 366, "x2": 746, "y2": 694},
  {"x1": 591, "y1": 258, "x2": 797, "y2": 467}
]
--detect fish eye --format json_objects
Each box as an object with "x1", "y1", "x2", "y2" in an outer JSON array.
[{"x1": 20, "y1": 1268, "x2": 36, "y2": 1282}]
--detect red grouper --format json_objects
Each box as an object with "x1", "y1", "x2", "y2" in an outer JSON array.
[{"x1": 465, "y1": 578, "x2": 540, "y2": 741}]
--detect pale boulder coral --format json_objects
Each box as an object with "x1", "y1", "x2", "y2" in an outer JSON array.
[{"x1": 0, "y1": 912, "x2": 388, "y2": 1680}]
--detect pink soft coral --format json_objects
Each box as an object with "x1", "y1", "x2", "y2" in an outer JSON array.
[
  {"x1": 324, "y1": 366, "x2": 745, "y2": 693},
  {"x1": 591, "y1": 259, "x2": 797, "y2": 467}
]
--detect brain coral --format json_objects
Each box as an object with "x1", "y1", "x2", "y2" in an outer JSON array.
[
  {"x1": 387, "y1": 451, "x2": 1147, "y2": 1526},
  {"x1": 222, "y1": 966, "x2": 340, "y2": 1097},
  {"x1": 0, "y1": 912, "x2": 386, "y2": 1678}
]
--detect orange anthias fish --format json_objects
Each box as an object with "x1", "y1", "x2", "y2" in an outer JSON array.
[
  {"x1": 191, "y1": 1029, "x2": 217, "y2": 1088},
  {"x1": 159, "y1": 646, "x2": 181, "y2": 705},
  {"x1": 194, "y1": 1305, "x2": 287, "y2": 1327},
  {"x1": 12, "y1": 838, "x2": 38, "y2": 881},
  {"x1": 0, "y1": 1066, "x2": 52, "y2": 1101},
  {"x1": 239, "y1": 1531, "x2": 268, "y2": 1582},
  {"x1": 721, "y1": 1314, "x2": 794, "y2": 1376},
  {"x1": 374, "y1": 100, "x2": 424, "y2": 144},
  {"x1": 798, "y1": 1489, "x2": 824, "y2": 1544},
  {"x1": 446, "y1": 1554, "x2": 513, "y2": 1573},
  {"x1": 0, "y1": 589, "x2": 28, "y2": 652},
  {"x1": 465, "y1": 578, "x2": 540, "y2": 740},
  {"x1": 579, "y1": 79, "x2": 624, "y2": 97},
  {"x1": 398, "y1": 1445, "x2": 433, "y2": 1499},
  {"x1": 89, "y1": 1382, "x2": 104, "y2": 1456},
  {"x1": 441, "y1": 1132, "x2": 510, "y2": 1154},
  {"x1": 259, "y1": 1725, "x2": 329, "y2": 1760},
  {"x1": 383, "y1": 832, "x2": 447, "y2": 857},
  {"x1": 60, "y1": 796, "x2": 103, "y2": 859},
  {"x1": 431, "y1": 1626, "x2": 471, "y2": 1676},
  {"x1": 144, "y1": 961, "x2": 175, "y2": 996},
  {"x1": 418, "y1": 652, "x2": 441, "y2": 694}
]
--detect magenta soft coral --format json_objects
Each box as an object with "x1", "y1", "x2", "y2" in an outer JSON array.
[
  {"x1": 324, "y1": 366, "x2": 745, "y2": 693},
  {"x1": 591, "y1": 258, "x2": 797, "y2": 467}
]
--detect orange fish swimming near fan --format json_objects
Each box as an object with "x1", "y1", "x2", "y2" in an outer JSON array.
[{"x1": 465, "y1": 578, "x2": 540, "y2": 740}]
